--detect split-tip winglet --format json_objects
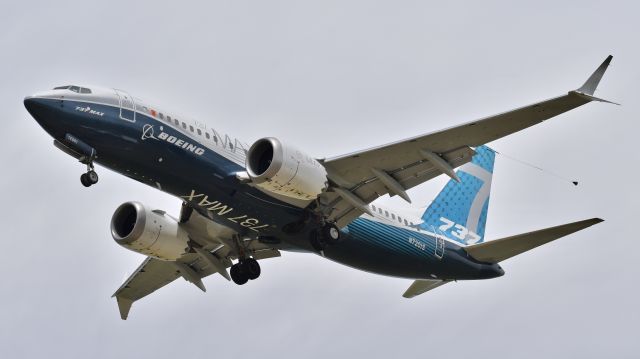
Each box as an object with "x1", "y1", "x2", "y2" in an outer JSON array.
[
  {"x1": 571, "y1": 55, "x2": 619, "y2": 105},
  {"x1": 577, "y1": 55, "x2": 613, "y2": 96}
]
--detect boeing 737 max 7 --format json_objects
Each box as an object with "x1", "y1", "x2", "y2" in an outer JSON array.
[{"x1": 24, "y1": 56, "x2": 614, "y2": 319}]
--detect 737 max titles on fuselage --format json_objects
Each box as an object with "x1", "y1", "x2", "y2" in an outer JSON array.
[
  {"x1": 182, "y1": 190, "x2": 270, "y2": 232},
  {"x1": 24, "y1": 56, "x2": 614, "y2": 319}
]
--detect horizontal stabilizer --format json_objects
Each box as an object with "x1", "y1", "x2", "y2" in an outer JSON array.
[
  {"x1": 402, "y1": 279, "x2": 449, "y2": 298},
  {"x1": 464, "y1": 218, "x2": 603, "y2": 263}
]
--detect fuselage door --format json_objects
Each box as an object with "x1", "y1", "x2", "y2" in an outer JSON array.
[
  {"x1": 114, "y1": 89, "x2": 136, "y2": 123},
  {"x1": 435, "y1": 236, "x2": 445, "y2": 259},
  {"x1": 430, "y1": 225, "x2": 445, "y2": 259}
]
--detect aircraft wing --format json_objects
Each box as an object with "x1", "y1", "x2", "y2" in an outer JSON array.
[
  {"x1": 320, "y1": 56, "x2": 615, "y2": 227},
  {"x1": 112, "y1": 207, "x2": 280, "y2": 320}
]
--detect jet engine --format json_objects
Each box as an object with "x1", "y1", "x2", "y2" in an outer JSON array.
[
  {"x1": 246, "y1": 137, "x2": 329, "y2": 200},
  {"x1": 110, "y1": 202, "x2": 190, "y2": 261}
]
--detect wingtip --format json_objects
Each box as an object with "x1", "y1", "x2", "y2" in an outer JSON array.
[
  {"x1": 576, "y1": 55, "x2": 613, "y2": 96},
  {"x1": 579, "y1": 217, "x2": 604, "y2": 228},
  {"x1": 116, "y1": 296, "x2": 133, "y2": 320}
]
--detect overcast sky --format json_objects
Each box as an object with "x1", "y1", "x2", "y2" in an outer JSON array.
[{"x1": 1, "y1": 1, "x2": 638, "y2": 358}]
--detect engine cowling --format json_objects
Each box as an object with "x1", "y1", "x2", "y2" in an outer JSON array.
[
  {"x1": 246, "y1": 137, "x2": 328, "y2": 200},
  {"x1": 110, "y1": 202, "x2": 190, "y2": 261}
]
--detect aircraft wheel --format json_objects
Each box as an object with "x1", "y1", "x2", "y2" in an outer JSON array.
[
  {"x1": 242, "y1": 258, "x2": 261, "y2": 280},
  {"x1": 80, "y1": 173, "x2": 92, "y2": 187},
  {"x1": 230, "y1": 264, "x2": 248, "y2": 285},
  {"x1": 87, "y1": 170, "x2": 99, "y2": 184},
  {"x1": 322, "y1": 223, "x2": 341, "y2": 244}
]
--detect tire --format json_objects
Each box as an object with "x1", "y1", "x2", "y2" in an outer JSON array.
[
  {"x1": 230, "y1": 264, "x2": 248, "y2": 285},
  {"x1": 87, "y1": 170, "x2": 99, "y2": 184},
  {"x1": 322, "y1": 223, "x2": 341, "y2": 244},
  {"x1": 242, "y1": 258, "x2": 261, "y2": 280},
  {"x1": 80, "y1": 173, "x2": 91, "y2": 187}
]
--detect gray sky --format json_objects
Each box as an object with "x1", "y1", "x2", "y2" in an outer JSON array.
[{"x1": 1, "y1": 1, "x2": 638, "y2": 358}]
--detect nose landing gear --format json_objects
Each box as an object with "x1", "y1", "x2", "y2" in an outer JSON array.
[{"x1": 80, "y1": 163, "x2": 99, "y2": 187}]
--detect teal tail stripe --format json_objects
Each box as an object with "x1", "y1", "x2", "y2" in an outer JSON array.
[{"x1": 420, "y1": 146, "x2": 496, "y2": 245}]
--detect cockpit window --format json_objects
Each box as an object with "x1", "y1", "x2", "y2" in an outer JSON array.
[{"x1": 52, "y1": 85, "x2": 92, "y2": 94}]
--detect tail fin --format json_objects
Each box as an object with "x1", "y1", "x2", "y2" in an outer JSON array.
[{"x1": 419, "y1": 146, "x2": 495, "y2": 245}]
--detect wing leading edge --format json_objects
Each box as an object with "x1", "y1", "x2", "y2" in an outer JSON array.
[
  {"x1": 321, "y1": 56, "x2": 615, "y2": 228},
  {"x1": 112, "y1": 207, "x2": 280, "y2": 320}
]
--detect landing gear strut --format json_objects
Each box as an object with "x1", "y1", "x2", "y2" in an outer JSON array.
[
  {"x1": 230, "y1": 258, "x2": 261, "y2": 285},
  {"x1": 80, "y1": 162, "x2": 99, "y2": 187}
]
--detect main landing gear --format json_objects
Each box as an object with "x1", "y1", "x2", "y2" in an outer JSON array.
[
  {"x1": 80, "y1": 162, "x2": 99, "y2": 187},
  {"x1": 230, "y1": 258, "x2": 261, "y2": 285},
  {"x1": 310, "y1": 223, "x2": 342, "y2": 252}
]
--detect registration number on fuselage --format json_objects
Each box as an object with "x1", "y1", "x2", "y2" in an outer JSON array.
[
  {"x1": 182, "y1": 190, "x2": 270, "y2": 232},
  {"x1": 408, "y1": 237, "x2": 426, "y2": 251}
]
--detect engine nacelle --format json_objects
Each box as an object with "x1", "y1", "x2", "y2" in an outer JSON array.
[
  {"x1": 246, "y1": 137, "x2": 328, "y2": 200},
  {"x1": 110, "y1": 202, "x2": 190, "y2": 261}
]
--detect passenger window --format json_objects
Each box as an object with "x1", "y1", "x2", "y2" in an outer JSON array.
[
  {"x1": 371, "y1": 205, "x2": 376, "y2": 211},
  {"x1": 159, "y1": 113, "x2": 164, "y2": 120},
  {"x1": 182, "y1": 122, "x2": 187, "y2": 129},
  {"x1": 391, "y1": 214, "x2": 396, "y2": 220},
  {"x1": 197, "y1": 129, "x2": 202, "y2": 136},
  {"x1": 205, "y1": 132, "x2": 210, "y2": 139},
  {"x1": 404, "y1": 219, "x2": 408, "y2": 226},
  {"x1": 378, "y1": 208, "x2": 383, "y2": 214},
  {"x1": 384, "y1": 211, "x2": 389, "y2": 217},
  {"x1": 398, "y1": 216, "x2": 402, "y2": 223},
  {"x1": 174, "y1": 119, "x2": 179, "y2": 126},
  {"x1": 189, "y1": 125, "x2": 194, "y2": 132}
]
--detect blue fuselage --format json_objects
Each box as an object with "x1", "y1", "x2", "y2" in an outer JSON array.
[{"x1": 24, "y1": 92, "x2": 503, "y2": 281}]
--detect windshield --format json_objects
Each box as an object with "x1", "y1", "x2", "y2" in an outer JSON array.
[{"x1": 53, "y1": 85, "x2": 92, "y2": 94}]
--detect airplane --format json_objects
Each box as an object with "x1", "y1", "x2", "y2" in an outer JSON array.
[{"x1": 24, "y1": 56, "x2": 614, "y2": 320}]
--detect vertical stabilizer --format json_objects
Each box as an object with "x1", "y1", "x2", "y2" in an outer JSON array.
[{"x1": 420, "y1": 146, "x2": 496, "y2": 245}]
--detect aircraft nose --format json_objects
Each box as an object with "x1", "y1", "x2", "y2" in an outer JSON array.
[
  {"x1": 24, "y1": 96, "x2": 42, "y2": 116},
  {"x1": 24, "y1": 96, "x2": 34, "y2": 109},
  {"x1": 24, "y1": 95, "x2": 65, "y2": 137},
  {"x1": 24, "y1": 96, "x2": 53, "y2": 119}
]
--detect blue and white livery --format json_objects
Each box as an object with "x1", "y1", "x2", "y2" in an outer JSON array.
[{"x1": 24, "y1": 57, "x2": 615, "y2": 319}]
